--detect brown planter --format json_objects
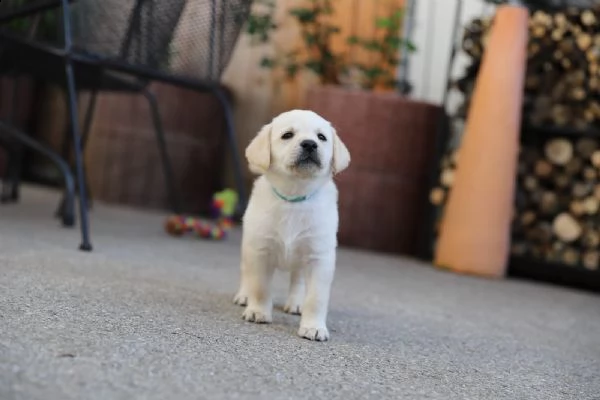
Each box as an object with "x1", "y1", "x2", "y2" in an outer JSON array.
[
  {"x1": 306, "y1": 85, "x2": 442, "y2": 256},
  {"x1": 32, "y1": 82, "x2": 231, "y2": 216}
]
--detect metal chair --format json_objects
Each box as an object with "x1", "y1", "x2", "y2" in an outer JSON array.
[{"x1": 0, "y1": 0, "x2": 251, "y2": 251}]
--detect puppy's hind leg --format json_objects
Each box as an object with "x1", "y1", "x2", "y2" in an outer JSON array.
[
  {"x1": 241, "y1": 251, "x2": 275, "y2": 324},
  {"x1": 284, "y1": 268, "x2": 305, "y2": 315}
]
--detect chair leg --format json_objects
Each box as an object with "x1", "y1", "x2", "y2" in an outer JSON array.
[
  {"x1": 1, "y1": 77, "x2": 23, "y2": 204},
  {"x1": 0, "y1": 149, "x2": 19, "y2": 203},
  {"x1": 64, "y1": 61, "x2": 93, "y2": 251},
  {"x1": 80, "y1": 91, "x2": 98, "y2": 199},
  {"x1": 56, "y1": 90, "x2": 97, "y2": 221},
  {"x1": 55, "y1": 109, "x2": 74, "y2": 221},
  {"x1": 0, "y1": 119, "x2": 75, "y2": 222},
  {"x1": 213, "y1": 87, "x2": 247, "y2": 216},
  {"x1": 142, "y1": 88, "x2": 181, "y2": 214}
]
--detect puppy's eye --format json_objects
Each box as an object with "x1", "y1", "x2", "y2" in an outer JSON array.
[
  {"x1": 317, "y1": 133, "x2": 327, "y2": 141},
  {"x1": 281, "y1": 131, "x2": 294, "y2": 140}
]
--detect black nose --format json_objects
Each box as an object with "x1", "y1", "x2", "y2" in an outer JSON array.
[{"x1": 301, "y1": 139, "x2": 318, "y2": 152}]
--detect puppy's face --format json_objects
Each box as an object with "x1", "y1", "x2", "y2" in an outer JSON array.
[
  {"x1": 246, "y1": 110, "x2": 350, "y2": 179},
  {"x1": 269, "y1": 110, "x2": 333, "y2": 178}
]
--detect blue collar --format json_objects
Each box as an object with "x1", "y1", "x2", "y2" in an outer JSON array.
[{"x1": 271, "y1": 186, "x2": 315, "y2": 203}]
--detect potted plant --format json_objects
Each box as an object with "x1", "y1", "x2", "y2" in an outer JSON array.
[
  {"x1": 245, "y1": 0, "x2": 415, "y2": 91},
  {"x1": 245, "y1": 0, "x2": 443, "y2": 256}
]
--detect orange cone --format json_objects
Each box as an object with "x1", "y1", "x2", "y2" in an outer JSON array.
[{"x1": 434, "y1": 5, "x2": 529, "y2": 278}]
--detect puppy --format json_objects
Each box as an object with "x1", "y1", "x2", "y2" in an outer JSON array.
[{"x1": 233, "y1": 109, "x2": 350, "y2": 341}]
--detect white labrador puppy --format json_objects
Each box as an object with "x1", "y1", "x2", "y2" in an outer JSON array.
[{"x1": 233, "y1": 109, "x2": 350, "y2": 341}]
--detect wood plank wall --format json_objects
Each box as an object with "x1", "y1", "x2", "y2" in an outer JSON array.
[{"x1": 221, "y1": 0, "x2": 404, "y2": 189}]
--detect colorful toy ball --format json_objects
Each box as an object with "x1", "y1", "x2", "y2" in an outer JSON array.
[
  {"x1": 164, "y1": 189, "x2": 239, "y2": 241},
  {"x1": 210, "y1": 226, "x2": 225, "y2": 240},
  {"x1": 165, "y1": 216, "x2": 185, "y2": 236}
]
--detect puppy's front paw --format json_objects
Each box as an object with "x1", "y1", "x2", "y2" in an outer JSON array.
[
  {"x1": 242, "y1": 307, "x2": 272, "y2": 324},
  {"x1": 283, "y1": 301, "x2": 302, "y2": 315},
  {"x1": 233, "y1": 292, "x2": 248, "y2": 306},
  {"x1": 298, "y1": 325, "x2": 329, "y2": 341}
]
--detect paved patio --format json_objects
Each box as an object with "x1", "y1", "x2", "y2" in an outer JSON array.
[{"x1": 1, "y1": 185, "x2": 599, "y2": 399}]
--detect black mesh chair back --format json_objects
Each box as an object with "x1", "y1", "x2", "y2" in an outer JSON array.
[
  {"x1": 70, "y1": 0, "x2": 251, "y2": 81},
  {"x1": 0, "y1": 0, "x2": 253, "y2": 251},
  {"x1": 0, "y1": 0, "x2": 252, "y2": 81}
]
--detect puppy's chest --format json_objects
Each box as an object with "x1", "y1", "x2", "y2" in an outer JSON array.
[
  {"x1": 266, "y1": 211, "x2": 317, "y2": 266},
  {"x1": 271, "y1": 211, "x2": 313, "y2": 244}
]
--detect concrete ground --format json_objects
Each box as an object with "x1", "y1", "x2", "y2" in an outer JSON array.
[{"x1": 1, "y1": 186, "x2": 599, "y2": 400}]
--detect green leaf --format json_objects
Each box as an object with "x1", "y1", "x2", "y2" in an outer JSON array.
[
  {"x1": 387, "y1": 56, "x2": 399, "y2": 66},
  {"x1": 385, "y1": 36, "x2": 402, "y2": 48},
  {"x1": 326, "y1": 25, "x2": 341, "y2": 34},
  {"x1": 322, "y1": 0, "x2": 335, "y2": 15},
  {"x1": 260, "y1": 57, "x2": 276, "y2": 68},
  {"x1": 245, "y1": 13, "x2": 277, "y2": 43},
  {"x1": 305, "y1": 60, "x2": 324, "y2": 74},
  {"x1": 363, "y1": 40, "x2": 383, "y2": 52},
  {"x1": 403, "y1": 39, "x2": 417, "y2": 52},
  {"x1": 363, "y1": 66, "x2": 385, "y2": 79},
  {"x1": 346, "y1": 36, "x2": 360, "y2": 45},
  {"x1": 376, "y1": 17, "x2": 394, "y2": 28},
  {"x1": 321, "y1": 50, "x2": 336, "y2": 61},
  {"x1": 285, "y1": 64, "x2": 300, "y2": 78},
  {"x1": 392, "y1": 9, "x2": 404, "y2": 22},
  {"x1": 289, "y1": 8, "x2": 317, "y2": 23},
  {"x1": 303, "y1": 32, "x2": 319, "y2": 45}
]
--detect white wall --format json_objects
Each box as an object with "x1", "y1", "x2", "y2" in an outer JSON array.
[{"x1": 405, "y1": 0, "x2": 497, "y2": 113}]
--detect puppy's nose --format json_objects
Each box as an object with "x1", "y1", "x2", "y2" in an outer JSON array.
[{"x1": 300, "y1": 139, "x2": 318, "y2": 152}]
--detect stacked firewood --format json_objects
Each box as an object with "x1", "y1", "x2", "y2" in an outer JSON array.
[
  {"x1": 428, "y1": 8, "x2": 600, "y2": 271},
  {"x1": 429, "y1": 136, "x2": 600, "y2": 271},
  {"x1": 454, "y1": 7, "x2": 600, "y2": 130}
]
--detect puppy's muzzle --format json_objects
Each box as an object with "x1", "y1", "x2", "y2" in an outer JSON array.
[{"x1": 295, "y1": 139, "x2": 321, "y2": 168}]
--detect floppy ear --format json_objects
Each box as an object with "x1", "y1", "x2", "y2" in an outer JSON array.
[
  {"x1": 245, "y1": 123, "x2": 272, "y2": 174},
  {"x1": 331, "y1": 127, "x2": 350, "y2": 175}
]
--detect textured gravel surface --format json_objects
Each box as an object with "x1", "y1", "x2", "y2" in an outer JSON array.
[{"x1": 1, "y1": 186, "x2": 599, "y2": 400}]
